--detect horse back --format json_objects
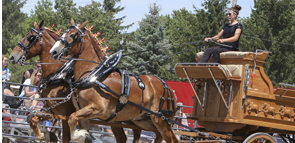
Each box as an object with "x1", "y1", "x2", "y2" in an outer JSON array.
[{"x1": 136, "y1": 75, "x2": 177, "y2": 115}]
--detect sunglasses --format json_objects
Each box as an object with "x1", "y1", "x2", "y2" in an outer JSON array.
[
  {"x1": 35, "y1": 65, "x2": 41, "y2": 68},
  {"x1": 36, "y1": 74, "x2": 42, "y2": 77},
  {"x1": 226, "y1": 13, "x2": 232, "y2": 16}
]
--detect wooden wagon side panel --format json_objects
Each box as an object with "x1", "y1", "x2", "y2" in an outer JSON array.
[{"x1": 205, "y1": 84, "x2": 221, "y2": 118}]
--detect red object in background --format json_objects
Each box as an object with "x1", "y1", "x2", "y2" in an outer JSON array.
[
  {"x1": 165, "y1": 81, "x2": 295, "y2": 129},
  {"x1": 101, "y1": 37, "x2": 105, "y2": 41},
  {"x1": 49, "y1": 24, "x2": 55, "y2": 30},
  {"x1": 273, "y1": 87, "x2": 295, "y2": 91},
  {"x1": 87, "y1": 25, "x2": 93, "y2": 31},
  {"x1": 165, "y1": 81, "x2": 202, "y2": 128}
]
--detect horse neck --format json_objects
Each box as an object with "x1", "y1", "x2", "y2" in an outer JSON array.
[
  {"x1": 39, "y1": 29, "x2": 63, "y2": 79},
  {"x1": 73, "y1": 31, "x2": 105, "y2": 80}
]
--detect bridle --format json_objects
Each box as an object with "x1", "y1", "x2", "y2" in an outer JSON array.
[
  {"x1": 57, "y1": 25, "x2": 104, "y2": 62},
  {"x1": 17, "y1": 27, "x2": 44, "y2": 66},
  {"x1": 57, "y1": 25, "x2": 86, "y2": 59}
]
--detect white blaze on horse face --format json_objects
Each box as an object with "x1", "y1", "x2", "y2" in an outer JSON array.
[{"x1": 50, "y1": 33, "x2": 66, "y2": 55}]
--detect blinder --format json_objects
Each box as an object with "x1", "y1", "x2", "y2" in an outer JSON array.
[
  {"x1": 17, "y1": 27, "x2": 44, "y2": 65},
  {"x1": 58, "y1": 25, "x2": 86, "y2": 56}
]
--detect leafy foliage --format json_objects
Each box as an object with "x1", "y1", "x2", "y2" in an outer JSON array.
[
  {"x1": 119, "y1": 3, "x2": 177, "y2": 80},
  {"x1": 2, "y1": 0, "x2": 295, "y2": 85},
  {"x1": 240, "y1": 0, "x2": 295, "y2": 85},
  {"x1": 2, "y1": 0, "x2": 27, "y2": 54}
]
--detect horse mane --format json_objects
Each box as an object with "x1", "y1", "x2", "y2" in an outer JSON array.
[
  {"x1": 43, "y1": 27, "x2": 62, "y2": 37},
  {"x1": 84, "y1": 28, "x2": 106, "y2": 60}
]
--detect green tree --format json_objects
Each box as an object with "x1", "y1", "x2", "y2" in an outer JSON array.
[
  {"x1": 53, "y1": 0, "x2": 78, "y2": 30},
  {"x1": 163, "y1": 0, "x2": 230, "y2": 63},
  {"x1": 120, "y1": 3, "x2": 176, "y2": 80},
  {"x1": 75, "y1": 0, "x2": 132, "y2": 53},
  {"x1": 2, "y1": 0, "x2": 27, "y2": 54},
  {"x1": 163, "y1": 8, "x2": 200, "y2": 63},
  {"x1": 194, "y1": 0, "x2": 230, "y2": 37},
  {"x1": 240, "y1": 0, "x2": 295, "y2": 85},
  {"x1": 103, "y1": 0, "x2": 124, "y2": 13}
]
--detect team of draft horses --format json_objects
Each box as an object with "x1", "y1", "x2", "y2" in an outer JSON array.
[{"x1": 7, "y1": 5, "x2": 242, "y2": 142}]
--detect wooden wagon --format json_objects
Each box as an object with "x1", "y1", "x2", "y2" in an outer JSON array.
[{"x1": 175, "y1": 50, "x2": 295, "y2": 143}]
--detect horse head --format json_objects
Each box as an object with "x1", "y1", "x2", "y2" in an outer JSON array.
[
  {"x1": 10, "y1": 20, "x2": 45, "y2": 65},
  {"x1": 50, "y1": 18, "x2": 89, "y2": 60}
]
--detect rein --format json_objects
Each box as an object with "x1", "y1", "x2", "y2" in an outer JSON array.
[
  {"x1": 121, "y1": 41, "x2": 206, "y2": 70},
  {"x1": 23, "y1": 62, "x2": 65, "y2": 65},
  {"x1": 61, "y1": 57, "x2": 100, "y2": 65},
  {"x1": 33, "y1": 56, "x2": 75, "y2": 113},
  {"x1": 122, "y1": 40, "x2": 205, "y2": 56}
]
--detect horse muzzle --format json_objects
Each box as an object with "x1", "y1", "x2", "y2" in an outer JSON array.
[
  {"x1": 50, "y1": 50, "x2": 59, "y2": 60},
  {"x1": 9, "y1": 53, "x2": 21, "y2": 64}
]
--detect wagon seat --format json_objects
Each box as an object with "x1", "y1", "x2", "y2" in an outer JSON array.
[{"x1": 196, "y1": 51, "x2": 252, "y2": 80}]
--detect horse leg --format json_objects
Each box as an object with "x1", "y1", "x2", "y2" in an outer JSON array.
[
  {"x1": 132, "y1": 129, "x2": 142, "y2": 143},
  {"x1": 61, "y1": 120, "x2": 71, "y2": 143},
  {"x1": 79, "y1": 119, "x2": 92, "y2": 143},
  {"x1": 29, "y1": 115, "x2": 58, "y2": 142},
  {"x1": 29, "y1": 116, "x2": 45, "y2": 141},
  {"x1": 150, "y1": 115, "x2": 178, "y2": 143},
  {"x1": 68, "y1": 105, "x2": 95, "y2": 143},
  {"x1": 111, "y1": 126, "x2": 127, "y2": 143},
  {"x1": 154, "y1": 132, "x2": 163, "y2": 143}
]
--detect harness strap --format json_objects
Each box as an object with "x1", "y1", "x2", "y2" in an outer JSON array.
[
  {"x1": 73, "y1": 91, "x2": 82, "y2": 109},
  {"x1": 157, "y1": 77, "x2": 175, "y2": 115},
  {"x1": 128, "y1": 73, "x2": 145, "y2": 113},
  {"x1": 39, "y1": 28, "x2": 44, "y2": 55},
  {"x1": 47, "y1": 31, "x2": 58, "y2": 41},
  {"x1": 105, "y1": 70, "x2": 131, "y2": 122},
  {"x1": 93, "y1": 80, "x2": 209, "y2": 137},
  {"x1": 90, "y1": 38, "x2": 103, "y2": 62}
]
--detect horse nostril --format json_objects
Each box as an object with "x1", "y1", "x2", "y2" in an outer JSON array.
[
  {"x1": 51, "y1": 50, "x2": 59, "y2": 59},
  {"x1": 9, "y1": 56, "x2": 14, "y2": 61},
  {"x1": 52, "y1": 51, "x2": 57, "y2": 56}
]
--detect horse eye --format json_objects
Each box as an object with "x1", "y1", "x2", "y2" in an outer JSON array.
[{"x1": 70, "y1": 34, "x2": 75, "y2": 38}]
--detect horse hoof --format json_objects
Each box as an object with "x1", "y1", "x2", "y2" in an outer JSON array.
[
  {"x1": 26, "y1": 114, "x2": 34, "y2": 123},
  {"x1": 84, "y1": 134, "x2": 93, "y2": 143},
  {"x1": 44, "y1": 131, "x2": 58, "y2": 142}
]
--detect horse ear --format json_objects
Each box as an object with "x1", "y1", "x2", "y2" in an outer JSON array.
[
  {"x1": 33, "y1": 21, "x2": 38, "y2": 27},
  {"x1": 38, "y1": 20, "x2": 44, "y2": 29},
  {"x1": 70, "y1": 18, "x2": 75, "y2": 25},
  {"x1": 80, "y1": 20, "x2": 88, "y2": 29}
]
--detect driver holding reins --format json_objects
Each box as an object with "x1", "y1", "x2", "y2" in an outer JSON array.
[{"x1": 200, "y1": 4, "x2": 242, "y2": 63}]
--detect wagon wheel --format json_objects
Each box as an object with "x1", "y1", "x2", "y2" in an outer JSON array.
[
  {"x1": 279, "y1": 134, "x2": 295, "y2": 143},
  {"x1": 243, "y1": 132, "x2": 278, "y2": 143}
]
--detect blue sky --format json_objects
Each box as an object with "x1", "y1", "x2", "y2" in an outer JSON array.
[{"x1": 21, "y1": 0, "x2": 254, "y2": 32}]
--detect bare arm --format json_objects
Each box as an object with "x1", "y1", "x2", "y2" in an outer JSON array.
[
  {"x1": 25, "y1": 86, "x2": 37, "y2": 97},
  {"x1": 217, "y1": 28, "x2": 242, "y2": 43},
  {"x1": 205, "y1": 29, "x2": 224, "y2": 42},
  {"x1": 2, "y1": 70, "x2": 7, "y2": 75},
  {"x1": 24, "y1": 71, "x2": 31, "y2": 79}
]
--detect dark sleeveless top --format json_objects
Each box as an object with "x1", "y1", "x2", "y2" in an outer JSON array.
[{"x1": 19, "y1": 69, "x2": 34, "y2": 95}]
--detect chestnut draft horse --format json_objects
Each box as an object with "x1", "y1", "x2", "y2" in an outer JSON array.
[
  {"x1": 10, "y1": 20, "x2": 142, "y2": 143},
  {"x1": 9, "y1": 20, "x2": 78, "y2": 143},
  {"x1": 50, "y1": 18, "x2": 178, "y2": 143}
]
